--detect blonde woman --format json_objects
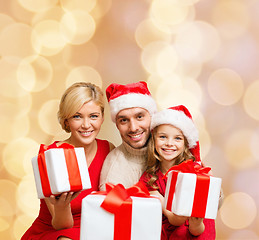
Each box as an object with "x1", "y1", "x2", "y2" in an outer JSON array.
[{"x1": 22, "y1": 82, "x2": 115, "y2": 240}]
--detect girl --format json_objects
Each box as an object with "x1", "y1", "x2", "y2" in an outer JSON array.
[
  {"x1": 139, "y1": 105, "x2": 216, "y2": 239},
  {"x1": 21, "y1": 82, "x2": 115, "y2": 240}
]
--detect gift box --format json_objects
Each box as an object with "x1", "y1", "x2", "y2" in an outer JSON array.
[
  {"x1": 32, "y1": 143, "x2": 91, "y2": 199},
  {"x1": 164, "y1": 160, "x2": 222, "y2": 219},
  {"x1": 80, "y1": 183, "x2": 162, "y2": 240}
]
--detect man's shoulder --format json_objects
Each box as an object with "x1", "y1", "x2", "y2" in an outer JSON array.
[{"x1": 106, "y1": 143, "x2": 125, "y2": 158}]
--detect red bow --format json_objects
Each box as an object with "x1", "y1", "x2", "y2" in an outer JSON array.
[
  {"x1": 97, "y1": 182, "x2": 152, "y2": 240},
  {"x1": 164, "y1": 159, "x2": 211, "y2": 178}
]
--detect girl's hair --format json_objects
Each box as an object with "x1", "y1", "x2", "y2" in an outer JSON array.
[
  {"x1": 146, "y1": 126, "x2": 195, "y2": 189},
  {"x1": 58, "y1": 82, "x2": 104, "y2": 133}
]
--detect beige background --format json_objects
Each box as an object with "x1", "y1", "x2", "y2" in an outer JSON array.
[{"x1": 0, "y1": 0, "x2": 259, "y2": 239}]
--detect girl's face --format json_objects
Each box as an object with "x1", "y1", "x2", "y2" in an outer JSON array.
[
  {"x1": 66, "y1": 100, "x2": 104, "y2": 147},
  {"x1": 154, "y1": 124, "x2": 185, "y2": 163}
]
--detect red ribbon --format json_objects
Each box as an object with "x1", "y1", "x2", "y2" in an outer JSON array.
[
  {"x1": 99, "y1": 182, "x2": 151, "y2": 240},
  {"x1": 164, "y1": 159, "x2": 211, "y2": 218},
  {"x1": 37, "y1": 143, "x2": 83, "y2": 197}
]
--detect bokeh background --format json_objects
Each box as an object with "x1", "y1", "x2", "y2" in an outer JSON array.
[{"x1": 0, "y1": 0, "x2": 259, "y2": 239}]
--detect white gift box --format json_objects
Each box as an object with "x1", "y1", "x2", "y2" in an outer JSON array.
[
  {"x1": 80, "y1": 194, "x2": 162, "y2": 240},
  {"x1": 32, "y1": 147, "x2": 91, "y2": 199},
  {"x1": 164, "y1": 171, "x2": 222, "y2": 219}
]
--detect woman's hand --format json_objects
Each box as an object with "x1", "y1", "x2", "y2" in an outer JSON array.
[
  {"x1": 45, "y1": 191, "x2": 81, "y2": 230},
  {"x1": 188, "y1": 217, "x2": 205, "y2": 236}
]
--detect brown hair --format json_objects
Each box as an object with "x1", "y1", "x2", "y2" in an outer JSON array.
[{"x1": 58, "y1": 82, "x2": 104, "y2": 133}]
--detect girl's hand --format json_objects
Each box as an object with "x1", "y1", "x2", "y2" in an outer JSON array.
[{"x1": 188, "y1": 217, "x2": 205, "y2": 236}]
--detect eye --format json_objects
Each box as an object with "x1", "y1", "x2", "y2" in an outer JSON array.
[
  {"x1": 119, "y1": 118, "x2": 128, "y2": 123},
  {"x1": 175, "y1": 136, "x2": 183, "y2": 141},
  {"x1": 90, "y1": 114, "x2": 99, "y2": 119},
  {"x1": 158, "y1": 135, "x2": 166, "y2": 139},
  {"x1": 72, "y1": 114, "x2": 81, "y2": 119},
  {"x1": 137, "y1": 114, "x2": 144, "y2": 120}
]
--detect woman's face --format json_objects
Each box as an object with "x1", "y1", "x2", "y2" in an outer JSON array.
[
  {"x1": 66, "y1": 100, "x2": 104, "y2": 147},
  {"x1": 154, "y1": 124, "x2": 185, "y2": 163}
]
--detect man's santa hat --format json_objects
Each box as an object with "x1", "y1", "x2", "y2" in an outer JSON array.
[
  {"x1": 151, "y1": 105, "x2": 201, "y2": 162},
  {"x1": 106, "y1": 81, "x2": 157, "y2": 122}
]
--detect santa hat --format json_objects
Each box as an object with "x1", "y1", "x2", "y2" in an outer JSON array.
[
  {"x1": 151, "y1": 105, "x2": 201, "y2": 162},
  {"x1": 106, "y1": 81, "x2": 157, "y2": 122}
]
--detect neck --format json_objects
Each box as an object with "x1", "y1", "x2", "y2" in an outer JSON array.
[{"x1": 160, "y1": 159, "x2": 176, "y2": 174}]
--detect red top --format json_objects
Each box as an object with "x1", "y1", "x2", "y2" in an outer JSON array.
[
  {"x1": 139, "y1": 170, "x2": 216, "y2": 240},
  {"x1": 21, "y1": 139, "x2": 110, "y2": 240}
]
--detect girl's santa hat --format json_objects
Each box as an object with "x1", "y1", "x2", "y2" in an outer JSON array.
[
  {"x1": 151, "y1": 105, "x2": 201, "y2": 162},
  {"x1": 106, "y1": 81, "x2": 157, "y2": 122}
]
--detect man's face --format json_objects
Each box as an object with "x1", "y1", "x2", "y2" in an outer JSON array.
[{"x1": 115, "y1": 107, "x2": 151, "y2": 149}]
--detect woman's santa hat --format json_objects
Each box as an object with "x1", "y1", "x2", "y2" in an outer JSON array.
[
  {"x1": 106, "y1": 81, "x2": 157, "y2": 122},
  {"x1": 151, "y1": 105, "x2": 201, "y2": 162}
]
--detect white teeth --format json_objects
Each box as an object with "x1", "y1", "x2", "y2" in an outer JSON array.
[{"x1": 130, "y1": 133, "x2": 142, "y2": 139}]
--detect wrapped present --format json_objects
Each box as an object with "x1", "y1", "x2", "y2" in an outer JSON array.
[
  {"x1": 32, "y1": 143, "x2": 91, "y2": 199},
  {"x1": 164, "y1": 160, "x2": 222, "y2": 219},
  {"x1": 80, "y1": 183, "x2": 162, "y2": 240}
]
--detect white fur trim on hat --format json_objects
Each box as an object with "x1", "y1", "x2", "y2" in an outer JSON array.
[
  {"x1": 151, "y1": 109, "x2": 198, "y2": 148},
  {"x1": 109, "y1": 93, "x2": 157, "y2": 122}
]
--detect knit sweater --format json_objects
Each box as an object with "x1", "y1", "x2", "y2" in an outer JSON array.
[{"x1": 99, "y1": 141, "x2": 147, "y2": 191}]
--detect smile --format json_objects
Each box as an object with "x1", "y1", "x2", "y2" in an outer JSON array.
[
  {"x1": 79, "y1": 130, "x2": 94, "y2": 137},
  {"x1": 129, "y1": 132, "x2": 143, "y2": 141}
]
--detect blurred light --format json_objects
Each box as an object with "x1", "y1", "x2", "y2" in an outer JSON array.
[
  {"x1": 13, "y1": 214, "x2": 37, "y2": 240},
  {"x1": 205, "y1": 106, "x2": 235, "y2": 136},
  {"x1": 156, "y1": 44, "x2": 179, "y2": 77},
  {"x1": 199, "y1": 127, "x2": 211, "y2": 160},
  {"x1": 135, "y1": 19, "x2": 171, "y2": 49},
  {"x1": 220, "y1": 192, "x2": 257, "y2": 229},
  {"x1": 212, "y1": 0, "x2": 250, "y2": 39},
  {"x1": 90, "y1": 0, "x2": 112, "y2": 20},
  {"x1": 150, "y1": 0, "x2": 190, "y2": 26},
  {"x1": 38, "y1": 99, "x2": 60, "y2": 136},
  {"x1": 0, "y1": 13, "x2": 15, "y2": 32},
  {"x1": 243, "y1": 80, "x2": 259, "y2": 121},
  {"x1": 141, "y1": 41, "x2": 174, "y2": 74},
  {"x1": 66, "y1": 66, "x2": 103, "y2": 88},
  {"x1": 3, "y1": 138, "x2": 37, "y2": 178},
  {"x1": 0, "y1": 57, "x2": 28, "y2": 98},
  {"x1": 0, "y1": 217, "x2": 9, "y2": 232},
  {"x1": 155, "y1": 77, "x2": 201, "y2": 111},
  {"x1": 250, "y1": 128, "x2": 259, "y2": 160},
  {"x1": 0, "y1": 23, "x2": 35, "y2": 58},
  {"x1": 16, "y1": 175, "x2": 40, "y2": 216},
  {"x1": 17, "y1": 55, "x2": 53, "y2": 92},
  {"x1": 60, "y1": 10, "x2": 96, "y2": 45},
  {"x1": 232, "y1": 168, "x2": 259, "y2": 203},
  {"x1": 0, "y1": 111, "x2": 29, "y2": 144},
  {"x1": 17, "y1": 0, "x2": 58, "y2": 13},
  {"x1": 175, "y1": 21, "x2": 220, "y2": 63},
  {"x1": 31, "y1": 20, "x2": 67, "y2": 56},
  {"x1": 208, "y1": 68, "x2": 244, "y2": 106},
  {"x1": 31, "y1": 6, "x2": 64, "y2": 25},
  {"x1": 0, "y1": 180, "x2": 17, "y2": 217},
  {"x1": 60, "y1": 0, "x2": 97, "y2": 13},
  {"x1": 225, "y1": 129, "x2": 256, "y2": 170},
  {"x1": 63, "y1": 42, "x2": 99, "y2": 67},
  {"x1": 229, "y1": 230, "x2": 259, "y2": 240}
]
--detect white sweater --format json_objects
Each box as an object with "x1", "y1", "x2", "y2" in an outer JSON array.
[{"x1": 99, "y1": 141, "x2": 147, "y2": 191}]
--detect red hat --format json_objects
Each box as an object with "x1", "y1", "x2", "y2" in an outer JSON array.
[
  {"x1": 151, "y1": 105, "x2": 201, "y2": 162},
  {"x1": 106, "y1": 81, "x2": 157, "y2": 122}
]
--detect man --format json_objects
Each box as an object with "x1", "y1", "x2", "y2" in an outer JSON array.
[{"x1": 99, "y1": 81, "x2": 157, "y2": 190}]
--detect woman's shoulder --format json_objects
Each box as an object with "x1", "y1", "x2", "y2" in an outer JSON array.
[{"x1": 96, "y1": 139, "x2": 115, "y2": 152}]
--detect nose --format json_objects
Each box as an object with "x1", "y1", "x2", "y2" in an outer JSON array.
[
  {"x1": 82, "y1": 118, "x2": 91, "y2": 128},
  {"x1": 165, "y1": 138, "x2": 174, "y2": 146},
  {"x1": 129, "y1": 119, "x2": 139, "y2": 132}
]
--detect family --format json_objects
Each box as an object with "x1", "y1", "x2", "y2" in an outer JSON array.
[{"x1": 21, "y1": 81, "x2": 222, "y2": 240}]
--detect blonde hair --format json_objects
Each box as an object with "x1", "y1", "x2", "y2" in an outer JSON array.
[
  {"x1": 146, "y1": 126, "x2": 195, "y2": 189},
  {"x1": 58, "y1": 82, "x2": 104, "y2": 133}
]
